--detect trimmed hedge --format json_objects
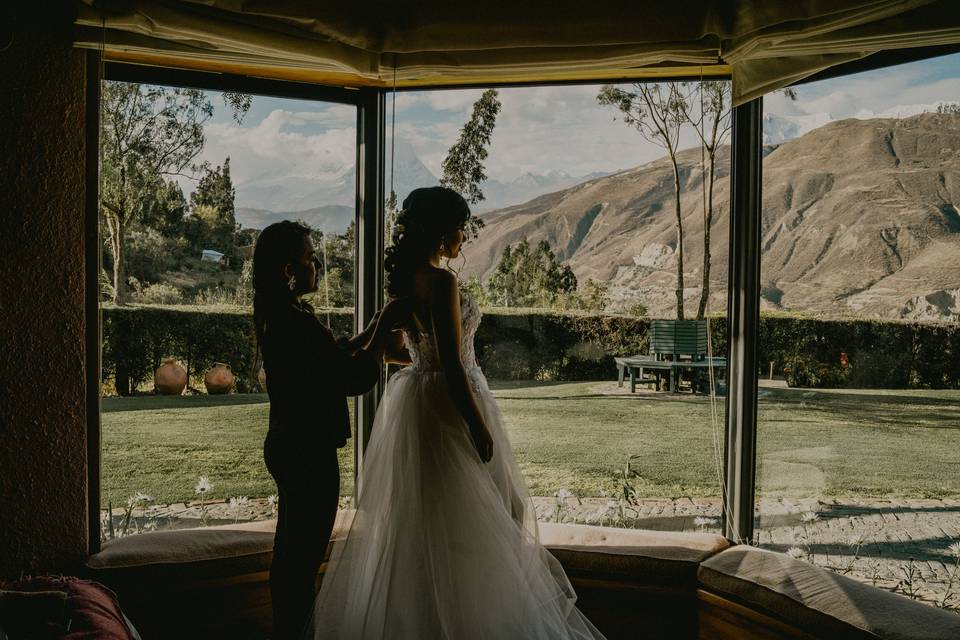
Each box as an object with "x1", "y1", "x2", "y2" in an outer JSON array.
[{"x1": 101, "y1": 305, "x2": 960, "y2": 393}]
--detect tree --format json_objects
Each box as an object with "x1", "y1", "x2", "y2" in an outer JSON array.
[
  {"x1": 310, "y1": 222, "x2": 355, "y2": 309},
  {"x1": 189, "y1": 157, "x2": 237, "y2": 257},
  {"x1": 937, "y1": 102, "x2": 960, "y2": 115},
  {"x1": 681, "y1": 81, "x2": 732, "y2": 319},
  {"x1": 100, "y1": 82, "x2": 212, "y2": 303},
  {"x1": 486, "y1": 239, "x2": 577, "y2": 308},
  {"x1": 441, "y1": 89, "x2": 502, "y2": 238},
  {"x1": 599, "y1": 83, "x2": 689, "y2": 319}
]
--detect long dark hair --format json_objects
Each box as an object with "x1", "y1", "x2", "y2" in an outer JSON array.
[
  {"x1": 385, "y1": 186, "x2": 471, "y2": 299},
  {"x1": 252, "y1": 220, "x2": 312, "y2": 350}
]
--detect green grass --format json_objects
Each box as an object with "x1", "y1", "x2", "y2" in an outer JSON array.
[{"x1": 100, "y1": 383, "x2": 960, "y2": 507}]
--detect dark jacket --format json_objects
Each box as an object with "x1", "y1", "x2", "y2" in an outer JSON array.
[{"x1": 261, "y1": 302, "x2": 380, "y2": 449}]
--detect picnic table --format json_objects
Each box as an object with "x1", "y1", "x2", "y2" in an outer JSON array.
[{"x1": 615, "y1": 355, "x2": 727, "y2": 394}]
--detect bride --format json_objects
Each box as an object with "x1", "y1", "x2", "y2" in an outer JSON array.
[{"x1": 309, "y1": 186, "x2": 606, "y2": 639}]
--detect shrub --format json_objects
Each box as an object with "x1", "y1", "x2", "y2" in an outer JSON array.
[
  {"x1": 100, "y1": 306, "x2": 960, "y2": 393},
  {"x1": 133, "y1": 282, "x2": 183, "y2": 305}
]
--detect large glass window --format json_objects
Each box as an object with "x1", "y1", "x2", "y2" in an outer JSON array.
[
  {"x1": 387, "y1": 82, "x2": 731, "y2": 532},
  {"x1": 756, "y1": 53, "x2": 960, "y2": 612},
  {"x1": 98, "y1": 79, "x2": 359, "y2": 538}
]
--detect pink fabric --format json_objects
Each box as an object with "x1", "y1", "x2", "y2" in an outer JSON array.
[{"x1": 1, "y1": 576, "x2": 133, "y2": 640}]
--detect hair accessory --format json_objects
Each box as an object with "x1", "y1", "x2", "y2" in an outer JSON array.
[{"x1": 288, "y1": 275, "x2": 296, "y2": 291}]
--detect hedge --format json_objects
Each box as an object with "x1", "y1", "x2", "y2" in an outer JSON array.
[{"x1": 101, "y1": 305, "x2": 960, "y2": 394}]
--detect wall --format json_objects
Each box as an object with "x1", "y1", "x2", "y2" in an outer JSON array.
[{"x1": 0, "y1": 5, "x2": 90, "y2": 577}]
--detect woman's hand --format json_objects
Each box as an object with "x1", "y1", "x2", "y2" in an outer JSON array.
[{"x1": 471, "y1": 424, "x2": 494, "y2": 463}]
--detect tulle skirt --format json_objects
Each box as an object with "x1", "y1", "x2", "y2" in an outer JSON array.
[{"x1": 309, "y1": 366, "x2": 605, "y2": 640}]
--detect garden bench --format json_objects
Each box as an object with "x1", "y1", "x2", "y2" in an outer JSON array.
[{"x1": 616, "y1": 320, "x2": 726, "y2": 393}]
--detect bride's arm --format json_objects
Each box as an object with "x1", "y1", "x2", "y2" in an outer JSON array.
[{"x1": 430, "y1": 270, "x2": 494, "y2": 463}]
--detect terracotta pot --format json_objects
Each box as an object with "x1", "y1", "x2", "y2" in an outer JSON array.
[
  {"x1": 154, "y1": 358, "x2": 187, "y2": 395},
  {"x1": 204, "y1": 362, "x2": 235, "y2": 395},
  {"x1": 258, "y1": 366, "x2": 267, "y2": 392}
]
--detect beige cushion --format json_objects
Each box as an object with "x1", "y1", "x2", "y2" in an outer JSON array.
[
  {"x1": 698, "y1": 546, "x2": 960, "y2": 640},
  {"x1": 541, "y1": 522, "x2": 730, "y2": 588},
  {"x1": 86, "y1": 520, "x2": 279, "y2": 581}
]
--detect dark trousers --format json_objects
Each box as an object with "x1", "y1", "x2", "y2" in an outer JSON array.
[{"x1": 264, "y1": 435, "x2": 340, "y2": 640}]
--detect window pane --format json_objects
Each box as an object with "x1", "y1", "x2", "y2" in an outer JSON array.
[
  {"x1": 98, "y1": 82, "x2": 358, "y2": 537},
  {"x1": 757, "y1": 53, "x2": 960, "y2": 612},
  {"x1": 386, "y1": 83, "x2": 730, "y2": 532}
]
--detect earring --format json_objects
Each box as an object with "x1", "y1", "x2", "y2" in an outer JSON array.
[{"x1": 288, "y1": 275, "x2": 296, "y2": 291}]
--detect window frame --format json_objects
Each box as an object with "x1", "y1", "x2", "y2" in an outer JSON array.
[
  {"x1": 88, "y1": 59, "x2": 381, "y2": 552},
  {"x1": 87, "y1": 44, "x2": 956, "y2": 555}
]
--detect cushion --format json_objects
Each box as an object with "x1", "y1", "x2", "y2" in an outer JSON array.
[
  {"x1": 698, "y1": 546, "x2": 960, "y2": 640},
  {"x1": 540, "y1": 522, "x2": 730, "y2": 588},
  {"x1": 85, "y1": 513, "x2": 353, "y2": 581},
  {"x1": 86, "y1": 520, "x2": 278, "y2": 581},
  {"x1": 0, "y1": 576, "x2": 135, "y2": 640}
]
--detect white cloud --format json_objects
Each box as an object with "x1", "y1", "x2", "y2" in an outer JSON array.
[{"x1": 190, "y1": 107, "x2": 357, "y2": 201}]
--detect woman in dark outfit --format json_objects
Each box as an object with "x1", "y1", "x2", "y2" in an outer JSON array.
[{"x1": 252, "y1": 221, "x2": 407, "y2": 640}]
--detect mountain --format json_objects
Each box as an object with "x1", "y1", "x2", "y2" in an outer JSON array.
[
  {"x1": 462, "y1": 113, "x2": 960, "y2": 321},
  {"x1": 475, "y1": 170, "x2": 611, "y2": 212},
  {"x1": 236, "y1": 204, "x2": 353, "y2": 233},
  {"x1": 234, "y1": 136, "x2": 606, "y2": 221},
  {"x1": 235, "y1": 140, "x2": 439, "y2": 214}
]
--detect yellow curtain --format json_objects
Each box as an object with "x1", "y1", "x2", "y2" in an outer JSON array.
[{"x1": 75, "y1": 0, "x2": 960, "y2": 101}]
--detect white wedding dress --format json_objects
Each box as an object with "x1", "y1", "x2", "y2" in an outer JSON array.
[{"x1": 309, "y1": 290, "x2": 606, "y2": 640}]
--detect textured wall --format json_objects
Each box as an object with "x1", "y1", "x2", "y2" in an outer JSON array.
[{"x1": 0, "y1": 6, "x2": 90, "y2": 577}]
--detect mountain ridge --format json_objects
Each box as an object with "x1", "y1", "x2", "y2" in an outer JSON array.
[{"x1": 462, "y1": 112, "x2": 960, "y2": 321}]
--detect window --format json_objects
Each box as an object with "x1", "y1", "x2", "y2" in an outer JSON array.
[
  {"x1": 386, "y1": 81, "x2": 732, "y2": 531},
  {"x1": 756, "y1": 53, "x2": 960, "y2": 610},
  {"x1": 97, "y1": 70, "x2": 362, "y2": 539}
]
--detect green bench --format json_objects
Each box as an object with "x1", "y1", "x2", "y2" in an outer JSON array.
[{"x1": 616, "y1": 320, "x2": 726, "y2": 393}]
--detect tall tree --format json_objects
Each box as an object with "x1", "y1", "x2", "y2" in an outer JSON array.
[
  {"x1": 100, "y1": 82, "x2": 212, "y2": 303},
  {"x1": 190, "y1": 157, "x2": 237, "y2": 256},
  {"x1": 486, "y1": 239, "x2": 577, "y2": 308},
  {"x1": 441, "y1": 89, "x2": 502, "y2": 238},
  {"x1": 681, "y1": 81, "x2": 732, "y2": 319},
  {"x1": 599, "y1": 83, "x2": 689, "y2": 319}
]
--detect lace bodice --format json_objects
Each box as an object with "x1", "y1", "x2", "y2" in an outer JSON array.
[{"x1": 403, "y1": 288, "x2": 482, "y2": 373}]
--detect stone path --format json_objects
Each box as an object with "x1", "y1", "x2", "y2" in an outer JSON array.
[{"x1": 103, "y1": 494, "x2": 960, "y2": 612}]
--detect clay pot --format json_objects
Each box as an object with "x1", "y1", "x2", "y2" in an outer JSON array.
[
  {"x1": 154, "y1": 358, "x2": 187, "y2": 395},
  {"x1": 257, "y1": 367, "x2": 267, "y2": 392},
  {"x1": 204, "y1": 362, "x2": 235, "y2": 395}
]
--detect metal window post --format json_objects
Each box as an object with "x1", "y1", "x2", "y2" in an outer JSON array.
[
  {"x1": 723, "y1": 97, "x2": 763, "y2": 544},
  {"x1": 354, "y1": 88, "x2": 386, "y2": 488},
  {"x1": 86, "y1": 50, "x2": 103, "y2": 555}
]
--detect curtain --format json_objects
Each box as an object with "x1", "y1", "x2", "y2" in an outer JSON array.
[{"x1": 75, "y1": 0, "x2": 960, "y2": 101}]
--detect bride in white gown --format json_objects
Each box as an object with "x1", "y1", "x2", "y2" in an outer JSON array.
[{"x1": 309, "y1": 186, "x2": 606, "y2": 640}]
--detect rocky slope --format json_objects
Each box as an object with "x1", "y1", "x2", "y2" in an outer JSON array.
[{"x1": 464, "y1": 113, "x2": 960, "y2": 320}]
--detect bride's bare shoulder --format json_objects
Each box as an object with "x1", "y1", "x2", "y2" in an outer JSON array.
[{"x1": 414, "y1": 265, "x2": 457, "y2": 297}]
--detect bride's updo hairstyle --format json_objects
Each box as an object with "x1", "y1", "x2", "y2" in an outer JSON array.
[
  {"x1": 252, "y1": 220, "x2": 312, "y2": 347},
  {"x1": 385, "y1": 186, "x2": 471, "y2": 299}
]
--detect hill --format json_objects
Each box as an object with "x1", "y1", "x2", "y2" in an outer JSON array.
[{"x1": 464, "y1": 113, "x2": 960, "y2": 320}]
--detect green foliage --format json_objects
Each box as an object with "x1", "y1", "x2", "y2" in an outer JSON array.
[
  {"x1": 311, "y1": 223, "x2": 355, "y2": 308},
  {"x1": 100, "y1": 82, "x2": 213, "y2": 303},
  {"x1": 188, "y1": 158, "x2": 238, "y2": 259},
  {"x1": 222, "y1": 92, "x2": 253, "y2": 124},
  {"x1": 757, "y1": 316, "x2": 960, "y2": 389},
  {"x1": 486, "y1": 239, "x2": 577, "y2": 307},
  {"x1": 101, "y1": 306, "x2": 960, "y2": 394},
  {"x1": 124, "y1": 227, "x2": 191, "y2": 284},
  {"x1": 102, "y1": 306, "x2": 353, "y2": 396},
  {"x1": 441, "y1": 88, "x2": 500, "y2": 238},
  {"x1": 441, "y1": 88, "x2": 501, "y2": 205},
  {"x1": 133, "y1": 282, "x2": 184, "y2": 306}
]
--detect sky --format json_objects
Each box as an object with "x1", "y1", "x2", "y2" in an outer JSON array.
[{"x1": 180, "y1": 51, "x2": 960, "y2": 206}]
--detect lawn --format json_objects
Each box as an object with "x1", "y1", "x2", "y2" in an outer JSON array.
[{"x1": 100, "y1": 382, "x2": 960, "y2": 507}]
